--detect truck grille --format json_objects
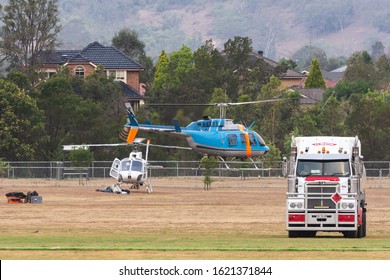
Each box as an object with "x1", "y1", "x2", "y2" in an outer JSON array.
[{"x1": 306, "y1": 183, "x2": 338, "y2": 210}]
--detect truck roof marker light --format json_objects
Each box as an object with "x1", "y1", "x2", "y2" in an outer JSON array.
[
  {"x1": 300, "y1": 151, "x2": 304, "y2": 154},
  {"x1": 322, "y1": 147, "x2": 326, "y2": 154},
  {"x1": 306, "y1": 176, "x2": 340, "y2": 181},
  {"x1": 344, "y1": 151, "x2": 347, "y2": 154}
]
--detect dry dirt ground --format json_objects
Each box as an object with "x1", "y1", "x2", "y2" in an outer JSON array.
[{"x1": 0, "y1": 176, "x2": 389, "y2": 260}]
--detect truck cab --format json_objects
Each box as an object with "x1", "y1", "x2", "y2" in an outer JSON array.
[{"x1": 284, "y1": 136, "x2": 367, "y2": 238}]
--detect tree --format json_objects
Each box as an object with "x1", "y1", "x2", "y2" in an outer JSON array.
[
  {"x1": 6, "y1": 71, "x2": 31, "y2": 92},
  {"x1": 0, "y1": 0, "x2": 61, "y2": 82},
  {"x1": 192, "y1": 39, "x2": 224, "y2": 99},
  {"x1": 343, "y1": 51, "x2": 375, "y2": 84},
  {"x1": 203, "y1": 88, "x2": 231, "y2": 118},
  {"x1": 200, "y1": 157, "x2": 218, "y2": 190},
  {"x1": 223, "y1": 36, "x2": 276, "y2": 101},
  {"x1": 292, "y1": 45, "x2": 328, "y2": 71},
  {"x1": 223, "y1": 36, "x2": 253, "y2": 71},
  {"x1": 305, "y1": 58, "x2": 326, "y2": 88},
  {"x1": 347, "y1": 91, "x2": 390, "y2": 160},
  {"x1": 152, "y1": 50, "x2": 171, "y2": 90},
  {"x1": 112, "y1": 28, "x2": 145, "y2": 62},
  {"x1": 317, "y1": 97, "x2": 348, "y2": 136},
  {"x1": 69, "y1": 148, "x2": 94, "y2": 185},
  {"x1": 169, "y1": 45, "x2": 194, "y2": 87},
  {"x1": 371, "y1": 41, "x2": 385, "y2": 61},
  {"x1": 257, "y1": 76, "x2": 282, "y2": 145},
  {"x1": 111, "y1": 28, "x2": 154, "y2": 83},
  {"x1": 0, "y1": 78, "x2": 44, "y2": 160},
  {"x1": 324, "y1": 80, "x2": 372, "y2": 100},
  {"x1": 37, "y1": 76, "x2": 83, "y2": 159}
]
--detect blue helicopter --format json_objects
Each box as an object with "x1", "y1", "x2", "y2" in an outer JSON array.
[{"x1": 119, "y1": 101, "x2": 281, "y2": 159}]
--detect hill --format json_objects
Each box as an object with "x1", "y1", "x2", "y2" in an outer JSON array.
[{"x1": 3, "y1": 0, "x2": 390, "y2": 61}]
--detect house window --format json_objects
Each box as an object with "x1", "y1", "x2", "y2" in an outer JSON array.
[
  {"x1": 107, "y1": 70, "x2": 126, "y2": 82},
  {"x1": 115, "y1": 70, "x2": 125, "y2": 80},
  {"x1": 75, "y1": 66, "x2": 85, "y2": 78},
  {"x1": 45, "y1": 70, "x2": 56, "y2": 78}
]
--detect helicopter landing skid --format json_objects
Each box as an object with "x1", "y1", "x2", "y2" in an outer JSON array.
[
  {"x1": 217, "y1": 156, "x2": 230, "y2": 169},
  {"x1": 127, "y1": 181, "x2": 153, "y2": 193},
  {"x1": 199, "y1": 155, "x2": 231, "y2": 169},
  {"x1": 129, "y1": 184, "x2": 140, "y2": 189},
  {"x1": 247, "y1": 157, "x2": 260, "y2": 169}
]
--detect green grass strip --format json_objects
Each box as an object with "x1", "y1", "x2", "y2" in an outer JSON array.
[{"x1": 1, "y1": 247, "x2": 390, "y2": 252}]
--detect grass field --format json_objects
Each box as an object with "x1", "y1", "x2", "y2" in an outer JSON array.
[{"x1": 0, "y1": 177, "x2": 389, "y2": 260}]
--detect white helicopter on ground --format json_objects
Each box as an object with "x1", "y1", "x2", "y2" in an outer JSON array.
[
  {"x1": 63, "y1": 138, "x2": 176, "y2": 193},
  {"x1": 109, "y1": 139, "x2": 153, "y2": 193}
]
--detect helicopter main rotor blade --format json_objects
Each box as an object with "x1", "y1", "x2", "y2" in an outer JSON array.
[
  {"x1": 63, "y1": 143, "x2": 128, "y2": 150},
  {"x1": 63, "y1": 138, "x2": 147, "y2": 151},
  {"x1": 138, "y1": 142, "x2": 193, "y2": 150},
  {"x1": 146, "y1": 98, "x2": 287, "y2": 107},
  {"x1": 146, "y1": 103, "x2": 214, "y2": 107},
  {"x1": 224, "y1": 98, "x2": 287, "y2": 106}
]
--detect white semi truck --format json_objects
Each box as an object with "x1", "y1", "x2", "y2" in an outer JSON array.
[{"x1": 283, "y1": 136, "x2": 367, "y2": 238}]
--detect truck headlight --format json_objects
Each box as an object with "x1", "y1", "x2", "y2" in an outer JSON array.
[
  {"x1": 290, "y1": 202, "x2": 296, "y2": 208},
  {"x1": 341, "y1": 202, "x2": 348, "y2": 209},
  {"x1": 297, "y1": 202, "x2": 303, "y2": 209},
  {"x1": 348, "y1": 203, "x2": 354, "y2": 209}
]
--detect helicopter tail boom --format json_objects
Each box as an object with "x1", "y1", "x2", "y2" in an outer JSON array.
[
  {"x1": 122, "y1": 103, "x2": 140, "y2": 143},
  {"x1": 125, "y1": 103, "x2": 139, "y2": 127}
]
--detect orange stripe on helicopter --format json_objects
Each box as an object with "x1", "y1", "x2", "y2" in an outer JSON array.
[
  {"x1": 126, "y1": 127, "x2": 139, "y2": 143},
  {"x1": 244, "y1": 131, "x2": 251, "y2": 157},
  {"x1": 239, "y1": 125, "x2": 251, "y2": 157}
]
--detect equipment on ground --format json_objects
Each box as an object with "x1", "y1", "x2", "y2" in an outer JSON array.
[
  {"x1": 96, "y1": 183, "x2": 130, "y2": 194},
  {"x1": 5, "y1": 191, "x2": 42, "y2": 204},
  {"x1": 283, "y1": 136, "x2": 367, "y2": 238}
]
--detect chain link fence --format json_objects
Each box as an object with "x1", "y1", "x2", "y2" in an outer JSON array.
[{"x1": 0, "y1": 160, "x2": 389, "y2": 180}]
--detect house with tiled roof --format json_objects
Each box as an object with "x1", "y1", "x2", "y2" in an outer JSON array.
[
  {"x1": 289, "y1": 87, "x2": 326, "y2": 106},
  {"x1": 38, "y1": 42, "x2": 145, "y2": 107},
  {"x1": 221, "y1": 50, "x2": 306, "y2": 89},
  {"x1": 250, "y1": 51, "x2": 306, "y2": 89}
]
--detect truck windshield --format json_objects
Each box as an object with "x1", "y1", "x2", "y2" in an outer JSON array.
[{"x1": 296, "y1": 160, "x2": 350, "y2": 177}]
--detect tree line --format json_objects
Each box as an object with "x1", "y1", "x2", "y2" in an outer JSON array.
[{"x1": 0, "y1": 0, "x2": 389, "y2": 164}]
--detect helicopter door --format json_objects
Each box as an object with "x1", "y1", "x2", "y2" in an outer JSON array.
[{"x1": 109, "y1": 158, "x2": 121, "y2": 179}]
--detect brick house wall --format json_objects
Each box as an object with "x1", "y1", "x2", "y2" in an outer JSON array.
[
  {"x1": 127, "y1": 71, "x2": 140, "y2": 92},
  {"x1": 66, "y1": 63, "x2": 96, "y2": 77}
]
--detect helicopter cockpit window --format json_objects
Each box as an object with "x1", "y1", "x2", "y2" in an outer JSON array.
[
  {"x1": 131, "y1": 160, "x2": 143, "y2": 172},
  {"x1": 254, "y1": 132, "x2": 266, "y2": 146},
  {"x1": 228, "y1": 134, "x2": 237, "y2": 145},
  {"x1": 249, "y1": 134, "x2": 257, "y2": 145},
  {"x1": 121, "y1": 160, "x2": 131, "y2": 171},
  {"x1": 240, "y1": 133, "x2": 257, "y2": 146}
]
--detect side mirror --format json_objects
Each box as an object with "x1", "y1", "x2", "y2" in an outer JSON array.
[{"x1": 282, "y1": 157, "x2": 288, "y2": 177}]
